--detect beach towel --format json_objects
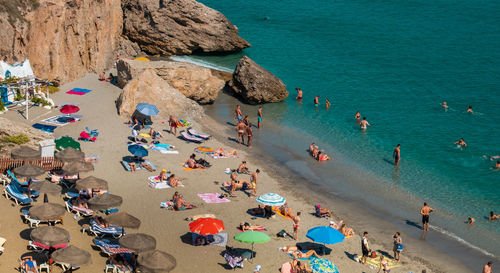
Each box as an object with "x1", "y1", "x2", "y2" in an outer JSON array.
[
  {"x1": 209, "y1": 232, "x2": 228, "y2": 247},
  {"x1": 281, "y1": 262, "x2": 293, "y2": 273},
  {"x1": 148, "y1": 144, "x2": 179, "y2": 154},
  {"x1": 210, "y1": 154, "x2": 237, "y2": 159},
  {"x1": 272, "y1": 207, "x2": 292, "y2": 220},
  {"x1": 139, "y1": 133, "x2": 151, "y2": 138},
  {"x1": 191, "y1": 214, "x2": 216, "y2": 220},
  {"x1": 197, "y1": 193, "x2": 230, "y2": 203},
  {"x1": 32, "y1": 123, "x2": 57, "y2": 134},
  {"x1": 365, "y1": 254, "x2": 401, "y2": 269},
  {"x1": 85, "y1": 155, "x2": 99, "y2": 164},
  {"x1": 160, "y1": 201, "x2": 173, "y2": 209},
  {"x1": 41, "y1": 114, "x2": 82, "y2": 126},
  {"x1": 182, "y1": 167, "x2": 204, "y2": 171},
  {"x1": 66, "y1": 88, "x2": 91, "y2": 95},
  {"x1": 148, "y1": 176, "x2": 184, "y2": 189}
]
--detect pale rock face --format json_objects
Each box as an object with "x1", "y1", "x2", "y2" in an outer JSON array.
[
  {"x1": 122, "y1": 0, "x2": 250, "y2": 56},
  {"x1": 229, "y1": 56, "x2": 289, "y2": 104},
  {"x1": 0, "y1": 117, "x2": 51, "y2": 156},
  {"x1": 116, "y1": 68, "x2": 204, "y2": 120},
  {"x1": 117, "y1": 60, "x2": 227, "y2": 104}
]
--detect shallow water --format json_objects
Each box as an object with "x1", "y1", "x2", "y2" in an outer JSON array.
[{"x1": 192, "y1": 0, "x2": 500, "y2": 258}]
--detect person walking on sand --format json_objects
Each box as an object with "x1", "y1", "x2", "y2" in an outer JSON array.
[
  {"x1": 292, "y1": 212, "x2": 301, "y2": 240},
  {"x1": 420, "y1": 202, "x2": 434, "y2": 231},
  {"x1": 325, "y1": 98, "x2": 331, "y2": 110},
  {"x1": 483, "y1": 261, "x2": 493, "y2": 273},
  {"x1": 257, "y1": 106, "x2": 263, "y2": 129},
  {"x1": 360, "y1": 117, "x2": 371, "y2": 130},
  {"x1": 246, "y1": 124, "x2": 254, "y2": 148},
  {"x1": 393, "y1": 232, "x2": 402, "y2": 262},
  {"x1": 296, "y1": 88, "x2": 303, "y2": 100},
  {"x1": 235, "y1": 105, "x2": 243, "y2": 121},
  {"x1": 361, "y1": 232, "x2": 371, "y2": 264},
  {"x1": 250, "y1": 169, "x2": 260, "y2": 197},
  {"x1": 393, "y1": 144, "x2": 401, "y2": 166},
  {"x1": 168, "y1": 115, "x2": 178, "y2": 136},
  {"x1": 236, "y1": 120, "x2": 246, "y2": 145},
  {"x1": 314, "y1": 96, "x2": 320, "y2": 107}
]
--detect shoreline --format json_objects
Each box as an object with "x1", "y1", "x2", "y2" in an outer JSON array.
[{"x1": 202, "y1": 90, "x2": 498, "y2": 272}]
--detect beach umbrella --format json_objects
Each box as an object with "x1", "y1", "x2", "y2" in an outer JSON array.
[
  {"x1": 75, "y1": 176, "x2": 108, "y2": 190},
  {"x1": 256, "y1": 193, "x2": 286, "y2": 206},
  {"x1": 194, "y1": 146, "x2": 214, "y2": 155},
  {"x1": 29, "y1": 203, "x2": 65, "y2": 221},
  {"x1": 30, "y1": 181, "x2": 62, "y2": 195},
  {"x1": 136, "y1": 103, "x2": 159, "y2": 116},
  {"x1": 11, "y1": 146, "x2": 40, "y2": 161},
  {"x1": 119, "y1": 233, "x2": 156, "y2": 252},
  {"x1": 55, "y1": 136, "x2": 81, "y2": 151},
  {"x1": 306, "y1": 226, "x2": 345, "y2": 245},
  {"x1": 62, "y1": 161, "x2": 94, "y2": 175},
  {"x1": 13, "y1": 164, "x2": 45, "y2": 178},
  {"x1": 55, "y1": 147, "x2": 84, "y2": 162},
  {"x1": 308, "y1": 258, "x2": 339, "y2": 273},
  {"x1": 52, "y1": 245, "x2": 92, "y2": 268},
  {"x1": 60, "y1": 105, "x2": 80, "y2": 114},
  {"x1": 189, "y1": 218, "x2": 225, "y2": 236},
  {"x1": 137, "y1": 250, "x2": 177, "y2": 272},
  {"x1": 234, "y1": 231, "x2": 270, "y2": 259},
  {"x1": 105, "y1": 212, "x2": 141, "y2": 229},
  {"x1": 128, "y1": 144, "x2": 148, "y2": 157},
  {"x1": 30, "y1": 226, "x2": 69, "y2": 246},
  {"x1": 88, "y1": 193, "x2": 123, "y2": 210}
]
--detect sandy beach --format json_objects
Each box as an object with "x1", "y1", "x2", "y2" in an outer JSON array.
[{"x1": 0, "y1": 73, "x2": 481, "y2": 273}]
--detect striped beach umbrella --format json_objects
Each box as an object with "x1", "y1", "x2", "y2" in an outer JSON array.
[{"x1": 256, "y1": 193, "x2": 286, "y2": 206}]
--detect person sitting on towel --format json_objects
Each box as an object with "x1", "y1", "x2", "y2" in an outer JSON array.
[
  {"x1": 174, "y1": 194, "x2": 195, "y2": 211},
  {"x1": 168, "y1": 174, "x2": 182, "y2": 187},
  {"x1": 237, "y1": 161, "x2": 250, "y2": 174},
  {"x1": 185, "y1": 154, "x2": 203, "y2": 169},
  {"x1": 158, "y1": 169, "x2": 168, "y2": 182},
  {"x1": 149, "y1": 127, "x2": 163, "y2": 139}
]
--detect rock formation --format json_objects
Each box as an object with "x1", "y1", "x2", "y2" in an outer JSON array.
[
  {"x1": 116, "y1": 68, "x2": 204, "y2": 119},
  {"x1": 122, "y1": 0, "x2": 250, "y2": 56},
  {"x1": 117, "y1": 60, "x2": 228, "y2": 104},
  {"x1": 0, "y1": 117, "x2": 51, "y2": 156},
  {"x1": 229, "y1": 56, "x2": 289, "y2": 104},
  {"x1": 1, "y1": 0, "x2": 123, "y2": 84}
]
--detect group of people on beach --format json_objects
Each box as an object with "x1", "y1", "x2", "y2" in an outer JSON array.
[
  {"x1": 234, "y1": 105, "x2": 261, "y2": 148},
  {"x1": 229, "y1": 161, "x2": 259, "y2": 197},
  {"x1": 308, "y1": 143, "x2": 331, "y2": 162}
]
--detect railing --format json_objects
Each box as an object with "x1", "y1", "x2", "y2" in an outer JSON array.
[{"x1": 0, "y1": 157, "x2": 64, "y2": 173}]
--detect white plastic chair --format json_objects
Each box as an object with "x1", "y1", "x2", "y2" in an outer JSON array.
[{"x1": 39, "y1": 263, "x2": 50, "y2": 273}]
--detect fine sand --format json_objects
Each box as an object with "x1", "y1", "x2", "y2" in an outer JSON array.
[{"x1": 0, "y1": 73, "x2": 477, "y2": 273}]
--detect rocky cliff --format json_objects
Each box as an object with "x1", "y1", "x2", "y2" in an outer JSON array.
[
  {"x1": 0, "y1": 116, "x2": 51, "y2": 156},
  {"x1": 122, "y1": 0, "x2": 250, "y2": 56},
  {"x1": 117, "y1": 59, "x2": 229, "y2": 104}
]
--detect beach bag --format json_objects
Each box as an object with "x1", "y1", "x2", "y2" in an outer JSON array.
[
  {"x1": 370, "y1": 251, "x2": 377, "y2": 258},
  {"x1": 396, "y1": 243, "x2": 403, "y2": 251},
  {"x1": 277, "y1": 230, "x2": 288, "y2": 238}
]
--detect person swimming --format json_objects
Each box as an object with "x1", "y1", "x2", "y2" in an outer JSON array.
[
  {"x1": 360, "y1": 117, "x2": 371, "y2": 130},
  {"x1": 441, "y1": 101, "x2": 449, "y2": 109},
  {"x1": 355, "y1": 111, "x2": 361, "y2": 120},
  {"x1": 467, "y1": 105, "x2": 474, "y2": 113},
  {"x1": 454, "y1": 138, "x2": 467, "y2": 147},
  {"x1": 313, "y1": 96, "x2": 320, "y2": 107}
]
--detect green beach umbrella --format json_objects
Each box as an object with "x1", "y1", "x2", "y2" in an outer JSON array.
[
  {"x1": 233, "y1": 231, "x2": 270, "y2": 259},
  {"x1": 55, "y1": 136, "x2": 81, "y2": 151}
]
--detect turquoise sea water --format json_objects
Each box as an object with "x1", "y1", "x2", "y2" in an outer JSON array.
[{"x1": 192, "y1": 0, "x2": 500, "y2": 258}]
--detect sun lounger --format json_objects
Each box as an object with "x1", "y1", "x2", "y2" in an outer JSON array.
[
  {"x1": 4, "y1": 185, "x2": 32, "y2": 205},
  {"x1": 90, "y1": 218, "x2": 125, "y2": 238},
  {"x1": 60, "y1": 178, "x2": 76, "y2": 189},
  {"x1": 41, "y1": 114, "x2": 82, "y2": 126},
  {"x1": 20, "y1": 256, "x2": 38, "y2": 273},
  {"x1": 21, "y1": 208, "x2": 40, "y2": 227},
  {"x1": 65, "y1": 200, "x2": 94, "y2": 217},
  {"x1": 180, "y1": 131, "x2": 204, "y2": 143},
  {"x1": 93, "y1": 238, "x2": 134, "y2": 256},
  {"x1": 188, "y1": 128, "x2": 211, "y2": 139},
  {"x1": 55, "y1": 262, "x2": 80, "y2": 272}
]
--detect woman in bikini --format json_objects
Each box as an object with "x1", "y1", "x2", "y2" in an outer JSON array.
[
  {"x1": 377, "y1": 256, "x2": 391, "y2": 273},
  {"x1": 318, "y1": 151, "x2": 331, "y2": 162},
  {"x1": 158, "y1": 169, "x2": 168, "y2": 182},
  {"x1": 239, "y1": 222, "x2": 265, "y2": 231},
  {"x1": 215, "y1": 147, "x2": 239, "y2": 157},
  {"x1": 282, "y1": 246, "x2": 320, "y2": 259}
]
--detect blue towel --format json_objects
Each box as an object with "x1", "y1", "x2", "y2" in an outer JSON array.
[
  {"x1": 70, "y1": 88, "x2": 92, "y2": 93},
  {"x1": 32, "y1": 123, "x2": 57, "y2": 133}
]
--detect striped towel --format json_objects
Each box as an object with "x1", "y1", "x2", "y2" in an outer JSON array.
[{"x1": 197, "y1": 193, "x2": 230, "y2": 203}]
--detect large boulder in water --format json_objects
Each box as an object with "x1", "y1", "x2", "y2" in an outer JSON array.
[
  {"x1": 228, "y1": 56, "x2": 289, "y2": 104},
  {"x1": 116, "y1": 59, "x2": 228, "y2": 104},
  {"x1": 122, "y1": 0, "x2": 250, "y2": 56},
  {"x1": 116, "y1": 68, "x2": 204, "y2": 119}
]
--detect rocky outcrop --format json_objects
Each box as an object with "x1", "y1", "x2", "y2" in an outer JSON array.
[
  {"x1": 117, "y1": 60, "x2": 228, "y2": 104},
  {"x1": 122, "y1": 0, "x2": 250, "y2": 56},
  {"x1": 116, "y1": 68, "x2": 204, "y2": 119},
  {"x1": 229, "y1": 56, "x2": 288, "y2": 104},
  {"x1": 0, "y1": 117, "x2": 51, "y2": 156},
  {"x1": 0, "y1": 0, "x2": 123, "y2": 84}
]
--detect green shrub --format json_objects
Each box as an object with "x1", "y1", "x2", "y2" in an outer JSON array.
[
  {"x1": 14, "y1": 90, "x2": 25, "y2": 101},
  {"x1": 40, "y1": 85, "x2": 59, "y2": 94},
  {"x1": 0, "y1": 101, "x2": 5, "y2": 111},
  {"x1": 0, "y1": 133, "x2": 30, "y2": 145}
]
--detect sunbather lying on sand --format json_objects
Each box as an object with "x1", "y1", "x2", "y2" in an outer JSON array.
[
  {"x1": 282, "y1": 246, "x2": 320, "y2": 259},
  {"x1": 173, "y1": 194, "x2": 195, "y2": 211},
  {"x1": 239, "y1": 222, "x2": 265, "y2": 231},
  {"x1": 230, "y1": 180, "x2": 251, "y2": 196},
  {"x1": 185, "y1": 154, "x2": 203, "y2": 169},
  {"x1": 279, "y1": 202, "x2": 295, "y2": 218},
  {"x1": 237, "y1": 161, "x2": 250, "y2": 174},
  {"x1": 339, "y1": 223, "x2": 354, "y2": 237},
  {"x1": 215, "y1": 147, "x2": 238, "y2": 157},
  {"x1": 139, "y1": 161, "x2": 154, "y2": 172}
]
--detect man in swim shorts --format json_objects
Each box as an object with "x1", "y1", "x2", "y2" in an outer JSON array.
[
  {"x1": 295, "y1": 88, "x2": 303, "y2": 100},
  {"x1": 250, "y1": 169, "x2": 260, "y2": 197},
  {"x1": 235, "y1": 105, "x2": 243, "y2": 120},
  {"x1": 420, "y1": 202, "x2": 434, "y2": 231},
  {"x1": 360, "y1": 117, "x2": 371, "y2": 130},
  {"x1": 361, "y1": 232, "x2": 371, "y2": 264},
  {"x1": 292, "y1": 212, "x2": 301, "y2": 240},
  {"x1": 257, "y1": 106, "x2": 263, "y2": 129},
  {"x1": 393, "y1": 144, "x2": 401, "y2": 166},
  {"x1": 314, "y1": 96, "x2": 320, "y2": 107},
  {"x1": 235, "y1": 120, "x2": 246, "y2": 145}
]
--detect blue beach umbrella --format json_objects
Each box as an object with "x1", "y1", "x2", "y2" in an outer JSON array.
[
  {"x1": 306, "y1": 226, "x2": 345, "y2": 245},
  {"x1": 136, "y1": 103, "x2": 159, "y2": 116},
  {"x1": 309, "y1": 258, "x2": 339, "y2": 273},
  {"x1": 256, "y1": 193, "x2": 286, "y2": 206},
  {"x1": 128, "y1": 144, "x2": 148, "y2": 158}
]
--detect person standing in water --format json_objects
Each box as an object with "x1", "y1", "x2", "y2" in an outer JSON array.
[
  {"x1": 235, "y1": 105, "x2": 243, "y2": 121},
  {"x1": 360, "y1": 117, "x2": 371, "y2": 130},
  {"x1": 325, "y1": 99, "x2": 331, "y2": 110},
  {"x1": 420, "y1": 202, "x2": 434, "y2": 231},
  {"x1": 467, "y1": 105, "x2": 474, "y2": 113},
  {"x1": 235, "y1": 120, "x2": 246, "y2": 145},
  {"x1": 257, "y1": 106, "x2": 263, "y2": 129},
  {"x1": 295, "y1": 88, "x2": 303, "y2": 100},
  {"x1": 440, "y1": 102, "x2": 449, "y2": 109},
  {"x1": 246, "y1": 124, "x2": 254, "y2": 148},
  {"x1": 393, "y1": 144, "x2": 401, "y2": 166},
  {"x1": 314, "y1": 96, "x2": 320, "y2": 107},
  {"x1": 454, "y1": 138, "x2": 467, "y2": 147}
]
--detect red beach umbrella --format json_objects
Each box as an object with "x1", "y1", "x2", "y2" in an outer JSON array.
[
  {"x1": 60, "y1": 105, "x2": 80, "y2": 114},
  {"x1": 189, "y1": 217, "x2": 225, "y2": 235}
]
